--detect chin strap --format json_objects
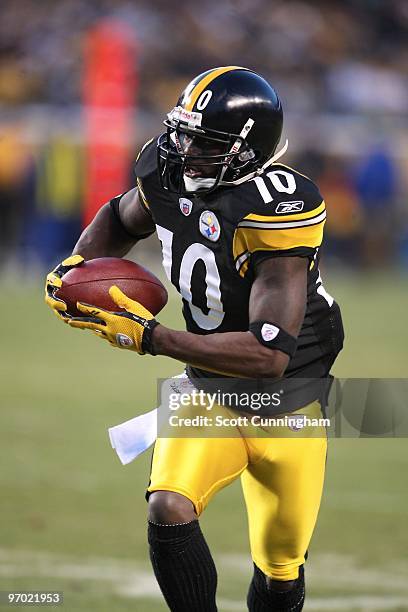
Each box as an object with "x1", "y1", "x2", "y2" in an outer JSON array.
[
  {"x1": 262, "y1": 138, "x2": 289, "y2": 167},
  {"x1": 183, "y1": 174, "x2": 218, "y2": 192},
  {"x1": 220, "y1": 138, "x2": 289, "y2": 186}
]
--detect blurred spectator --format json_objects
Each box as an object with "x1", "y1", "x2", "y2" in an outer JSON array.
[
  {"x1": 0, "y1": 122, "x2": 30, "y2": 270},
  {"x1": 354, "y1": 145, "x2": 399, "y2": 267},
  {"x1": 21, "y1": 137, "x2": 83, "y2": 268},
  {"x1": 318, "y1": 156, "x2": 363, "y2": 266}
]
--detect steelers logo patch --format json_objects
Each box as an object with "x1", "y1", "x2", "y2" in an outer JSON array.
[{"x1": 199, "y1": 211, "x2": 221, "y2": 242}]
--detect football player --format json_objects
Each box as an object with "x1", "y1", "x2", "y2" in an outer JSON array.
[{"x1": 45, "y1": 66, "x2": 344, "y2": 611}]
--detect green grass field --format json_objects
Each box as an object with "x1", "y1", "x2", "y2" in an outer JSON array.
[{"x1": 1, "y1": 272, "x2": 407, "y2": 611}]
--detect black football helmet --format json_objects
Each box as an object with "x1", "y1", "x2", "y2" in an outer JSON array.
[{"x1": 157, "y1": 66, "x2": 284, "y2": 195}]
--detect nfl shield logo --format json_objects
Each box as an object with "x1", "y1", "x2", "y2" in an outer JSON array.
[
  {"x1": 199, "y1": 210, "x2": 221, "y2": 242},
  {"x1": 179, "y1": 198, "x2": 193, "y2": 216},
  {"x1": 261, "y1": 323, "x2": 280, "y2": 342},
  {"x1": 116, "y1": 333, "x2": 134, "y2": 347}
]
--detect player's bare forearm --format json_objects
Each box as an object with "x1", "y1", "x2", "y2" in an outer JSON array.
[
  {"x1": 72, "y1": 188, "x2": 155, "y2": 260},
  {"x1": 153, "y1": 257, "x2": 307, "y2": 378},
  {"x1": 152, "y1": 326, "x2": 288, "y2": 378},
  {"x1": 72, "y1": 203, "x2": 135, "y2": 260}
]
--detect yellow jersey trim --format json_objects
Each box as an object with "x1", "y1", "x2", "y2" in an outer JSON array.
[
  {"x1": 136, "y1": 177, "x2": 150, "y2": 210},
  {"x1": 233, "y1": 218, "x2": 325, "y2": 278},
  {"x1": 135, "y1": 138, "x2": 153, "y2": 164},
  {"x1": 243, "y1": 201, "x2": 325, "y2": 225},
  {"x1": 271, "y1": 162, "x2": 313, "y2": 184}
]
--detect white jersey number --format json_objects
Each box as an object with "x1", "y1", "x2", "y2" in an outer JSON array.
[
  {"x1": 254, "y1": 169, "x2": 297, "y2": 203},
  {"x1": 156, "y1": 225, "x2": 225, "y2": 330}
]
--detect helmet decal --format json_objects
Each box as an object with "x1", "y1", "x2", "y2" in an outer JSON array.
[
  {"x1": 196, "y1": 90, "x2": 213, "y2": 111},
  {"x1": 168, "y1": 106, "x2": 202, "y2": 129},
  {"x1": 184, "y1": 66, "x2": 248, "y2": 111}
]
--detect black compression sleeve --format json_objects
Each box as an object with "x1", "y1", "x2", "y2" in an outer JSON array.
[{"x1": 109, "y1": 193, "x2": 155, "y2": 240}]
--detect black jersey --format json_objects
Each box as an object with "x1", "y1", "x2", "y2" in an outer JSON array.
[{"x1": 134, "y1": 138, "x2": 344, "y2": 383}]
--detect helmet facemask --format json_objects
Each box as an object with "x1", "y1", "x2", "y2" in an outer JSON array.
[{"x1": 157, "y1": 108, "x2": 258, "y2": 195}]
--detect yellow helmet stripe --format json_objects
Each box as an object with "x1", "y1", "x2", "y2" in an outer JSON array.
[{"x1": 185, "y1": 66, "x2": 248, "y2": 111}]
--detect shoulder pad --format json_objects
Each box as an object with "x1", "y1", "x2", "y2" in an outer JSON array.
[
  {"x1": 231, "y1": 164, "x2": 325, "y2": 277},
  {"x1": 134, "y1": 137, "x2": 158, "y2": 178},
  {"x1": 243, "y1": 163, "x2": 323, "y2": 216}
]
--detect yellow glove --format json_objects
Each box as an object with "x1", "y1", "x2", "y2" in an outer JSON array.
[
  {"x1": 45, "y1": 254, "x2": 84, "y2": 321},
  {"x1": 67, "y1": 285, "x2": 159, "y2": 355}
]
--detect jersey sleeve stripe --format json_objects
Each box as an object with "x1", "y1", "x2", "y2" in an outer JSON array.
[
  {"x1": 237, "y1": 221, "x2": 325, "y2": 252},
  {"x1": 136, "y1": 177, "x2": 150, "y2": 210},
  {"x1": 233, "y1": 215, "x2": 325, "y2": 277},
  {"x1": 239, "y1": 210, "x2": 326, "y2": 230},
  {"x1": 135, "y1": 138, "x2": 154, "y2": 163},
  {"x1": 234, "y1": 250, "x2": 250, "y2": 273},
  {"x1": 242, "y1": 201, "x2": 326, "y2": 225}
]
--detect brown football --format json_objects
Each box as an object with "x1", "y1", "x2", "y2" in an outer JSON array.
[{"x1": 55, "y1": 257, "x2": 168, "y2": 317}]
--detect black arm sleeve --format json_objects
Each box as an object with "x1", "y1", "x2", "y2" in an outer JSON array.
[{"x1": 109, "y1": 193, "x2": 155, "y2": 240}]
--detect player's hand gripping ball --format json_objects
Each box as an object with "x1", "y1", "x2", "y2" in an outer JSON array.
[
  {"x1": 53, "y1": 257, "x2": 167, "y2": 317},
  {"x1": 45, "y1": 254, "x2": 85, "y2": 321},
  {"x1": 68, "y1": 286, "x2": 160, "y2": 355},
  {"x1": 45, "y1": 257, "x2": 168, "y2": 354}
]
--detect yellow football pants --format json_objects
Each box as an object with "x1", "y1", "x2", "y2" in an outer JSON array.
[{"x1": 147, "y1": 400, "x2": 327, "y2": 581}]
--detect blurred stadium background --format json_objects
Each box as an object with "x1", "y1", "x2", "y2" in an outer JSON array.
[{"x1": 0, "y1": 1, "x2": 407, "y2": 611}]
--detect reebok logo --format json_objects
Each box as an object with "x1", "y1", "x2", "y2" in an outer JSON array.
[{"x1": 275, "y1": 201, "x2": 304, "y2": 214}]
